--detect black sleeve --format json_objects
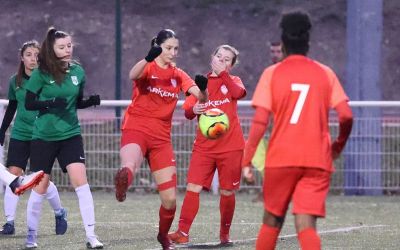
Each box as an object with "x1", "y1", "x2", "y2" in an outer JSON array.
[
  {"x1": 76, "y1": 85, "x2": 100, "y2": 109},
  {"x1": 0, "y1": 100, "x2": 17, "y2": 133},
  {"x1": 76, "y1": 87, "x2": 90, "y2": 109},
  {"x1": 25, "y1": 90, "x2": 50, "y2": 111}
]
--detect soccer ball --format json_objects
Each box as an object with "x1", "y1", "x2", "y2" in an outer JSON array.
[{"x1": 198, "y1": 108, "x2": 229, "y2": 139}]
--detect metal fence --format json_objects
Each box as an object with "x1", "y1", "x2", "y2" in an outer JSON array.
[{"x1": 1, "y1": 100, "x2": 400, "y2": 194}]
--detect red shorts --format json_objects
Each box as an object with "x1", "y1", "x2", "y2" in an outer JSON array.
[
  {"x1": 263, "y1": 167, "x2": 331, "y2": 217},
  {"x1": 187, "y1": 150, "x2": 243, "y2": 191},
  {"x1": 121, "y1": 130, "x2": 176, "y2": 172}
]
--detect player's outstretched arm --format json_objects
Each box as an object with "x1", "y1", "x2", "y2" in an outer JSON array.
[{"x1": 332, "y1": 100, "x2": 353, "y2": 159}]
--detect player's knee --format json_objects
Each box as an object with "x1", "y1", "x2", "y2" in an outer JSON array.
[
  {"x1": 122, "y1": 163, "x2": 136, "y2": 172},
  {"x1": 9, "y1": 167, "x2": 23, "y2": 176},
  {"x1": 295, "y1": 214, "x2": 317, "y2": 232},
  {"x1": 34, "y1": 178, "x2": 50, "y2": 194},
  {"x1": 161, "y1": 194, "x2": 176, "y2": 209},
  {"x1": 187, "y1": 183, "x2": 202, "y2": 193},
  {"x1": 263, "y1": 210, "x2": 284, "y2": 228},
  {"x1": 158, "y1": 173, "x2": 177, "y2": 209},
  {"x1": 157, "y1": 173, "x2": 176, "y2": 191},
  {"x1": 220, "y1": 189, "x2": 234, "y2": 196}
]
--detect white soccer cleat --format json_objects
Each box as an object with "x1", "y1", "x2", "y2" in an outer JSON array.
[
  {"x1": 25, "y1": 242, "x2": 38, "y2": 249},
  {"x1": 86, "y1": 237, "x2": 104, "y2": 249},
  {"x1": 26, "y1": 232, "x2": 38, "y2": 249},
  {"x1": 13, "y1": 171, "x2": 45, "y2": 195}
]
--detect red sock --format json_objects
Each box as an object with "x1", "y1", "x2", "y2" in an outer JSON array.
[
  {"x1": 159, "y1": 205, "x2": 176, "y2": 237},
  {"x1": 220, "y1": 194, "x2": 235, "y2": 236},
  {"x1": 256, "y1": 224, "x2": 280, "y2": 250},
  {"x1": 298, "y1": 228, "x2": 321, "y2": 250},
  {"x1": 123, "y1": 166, "x2": 134, "y2": 186},
  {"x1": 178, "y1": 191, "x2": 199, "y2": 234}
]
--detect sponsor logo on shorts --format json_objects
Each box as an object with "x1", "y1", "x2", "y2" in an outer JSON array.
[
  {"x1": 232, "y1": 181, "x2": 240, "y2": 186},
  {"x1": 79, "y1": 156, "x2": 85, "y2": 160}
]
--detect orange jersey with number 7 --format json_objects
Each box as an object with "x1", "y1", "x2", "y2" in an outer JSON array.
[{"x1": 252, "y1": 55, "x2": 348, "y2": 172}]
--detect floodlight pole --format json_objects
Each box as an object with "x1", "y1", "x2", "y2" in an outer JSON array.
[{"x1": 115, "y1": 0, "x2": 122, "y2": 129}]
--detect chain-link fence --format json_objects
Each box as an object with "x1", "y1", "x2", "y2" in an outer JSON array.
[{"x1": 1, "y1": 101, "x2": 400, "y2": 194}]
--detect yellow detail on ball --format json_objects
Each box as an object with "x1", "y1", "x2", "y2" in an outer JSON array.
[{"x1": 198, "y1": 108, "x2": 229, "y2": 139}]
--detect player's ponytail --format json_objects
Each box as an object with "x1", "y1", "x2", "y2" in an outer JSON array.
[
  {"x1": 150, "y1": 37, "x2": 158, "y2": 47},
  {"x1": 280, "y1": 10, "x2": 312, "y2": 56}
]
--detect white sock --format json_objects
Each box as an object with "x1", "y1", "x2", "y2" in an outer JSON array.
[
  {"x1": 26, "y1": 190, "x2": 45, "y2": 234},
  {"x1": 4, "y1": 186, "x2": 19, "y2": 222},
  {"x1": 75, "y1": 184, "x2": 96, "y2": 238},
  {"x1": 45, "y1": 181, "x2": 62, "y2": 213},
  {"x1": 0, "y1": 164, "x2": 17, "y2": 185}
]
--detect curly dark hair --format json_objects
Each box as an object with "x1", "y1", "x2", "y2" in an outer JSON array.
[{"x1": 280, "y1": 11, "x2": 312, "y2": 55}]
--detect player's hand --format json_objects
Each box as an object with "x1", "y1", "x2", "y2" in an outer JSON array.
[
  {"x1": 331, "y1": 140, "x2": 344, "y2": 160},
  {"x1": 211, "y1": 59, "x2": 228, "y2": 75},
  {"x1": 88, "y1": 94, "x2": 101, "y2": 106},
  {"x1": 195, "y1": 75, "x2": 208, "y2": 91},
  {"x1": 145, "y1": 45, "x2": 162, "y2": 62},
  {"x1": 193, "y1": 102, "x2": 206, "y2": 115},
  {"x1": 242, "y1": 166, "x2": 255, "y2": 185},
  {"x1": 0, "y1": 129, "x2": 5, "y2": 146},
  {"x1": 47, "y1": 97, "x2": 67, "y2": 109}
]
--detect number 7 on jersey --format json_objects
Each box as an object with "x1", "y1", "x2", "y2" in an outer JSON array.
[{"x1": 290, "y1": 83, "x2": 310, "y2": 124}]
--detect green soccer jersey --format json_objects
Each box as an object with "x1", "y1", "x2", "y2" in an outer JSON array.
[
  {"x1": 25, "y1": 63, "x2": 85, "y2": 141},
  {"x1": 7, "y1": 74, "x2": 38, "y2": 141}
]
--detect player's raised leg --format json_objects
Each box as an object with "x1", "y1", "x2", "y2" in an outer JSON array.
[{"x1": 115, "y1": 143, "x2": 143, "y2": 202}]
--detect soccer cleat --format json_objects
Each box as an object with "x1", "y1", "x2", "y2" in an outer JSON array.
[
  {"x1": 86, "y1": 236, "x2": 104, "y2": 249},
  {"x1": 0, "y1": 222, "x2": 15, "y2": 235},
  {"x1": 12, "y1": 171, "x2": 45, "y2": 195},
  {"x1": 55, "y1": 208, "x2": 68, "y2": 235},
  {"x1": 168, "y1": 230, "x2": 189, "y2": 244},
  {"x1": 114, "y1": 167, "x2": 130, "y2": 202},
  {"x1": 25, "y1": 233, "x2": 38, "y2": 249},
  {"x1": 158, "y1": 233, "x2": 175, "y2": 250},
  {"x1": 220, "y1": 233, "x2": 233, "y2": 246}
]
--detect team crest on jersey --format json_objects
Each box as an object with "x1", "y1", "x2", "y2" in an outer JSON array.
[
  {"x1": 71, "y1": 76, "x2": 79, "y2": 85},
  {"x1": 220, "y1": 84, "x2": 228, "y2": 95},
  {"x1": 171, "y1": 79, "x2": 177, "y2": 87}
]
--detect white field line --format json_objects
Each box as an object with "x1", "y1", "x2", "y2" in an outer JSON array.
[{"x1": 144, "y1": 224, "x2": 388, "y2": 250}]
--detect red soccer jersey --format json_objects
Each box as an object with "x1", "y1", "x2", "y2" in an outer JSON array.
[
  {"x1": 122, "y1": 61, "x2": 195, "y2": 140},
  {"x1": 183, "y1": 72, "x2": 246, "y2": 153},
  {"x1": 252, "y1": 55, "x2": 349, "y2": 171}
]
